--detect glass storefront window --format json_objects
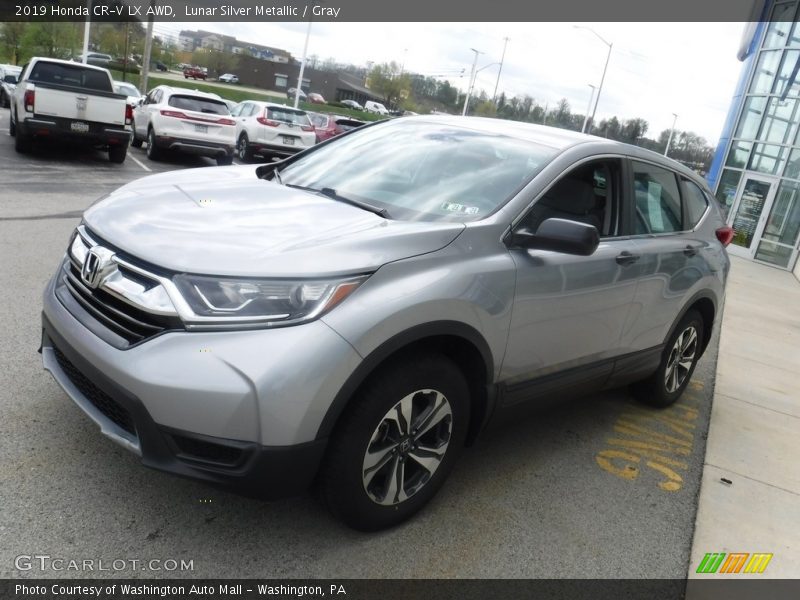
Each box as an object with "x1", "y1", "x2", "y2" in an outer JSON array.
[
  {"x1": 758, "y1": 97, "x2": 800, "y2": 143},
  {"x1": 751, "y1": 50, "x2": 783, "y2": 93},
  {"x1": 754, "y1": 240, "x2": 795, "y2": 266},
  {"x1": 735, "y1": 96, "x2": 767, "y2": 139},
  {"x1": 715, "y1": 169, "x2": 742, "y2": 218},
  {"x1": 726, "y1": 141, "x2": 752, "y2": 168},
  {"x1": 764, "y1": 2, "x2": 797, "y2": 48},
  {"x1": 772, "y1": 50, "x2": 800, "y2": 97},
  {"x1": 784, "y1": 147, "x2": 800, "y2": 178},
  {"x1": 762, "y1": 180, "x2": 800, "y2": 247},
  {"x1": 748, "y1": 143, "x2": 787, "y2": 175}
]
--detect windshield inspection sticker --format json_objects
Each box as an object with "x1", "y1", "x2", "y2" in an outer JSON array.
[{"x1": 441, "y1": 202, "x2": 480, "y2": 215}]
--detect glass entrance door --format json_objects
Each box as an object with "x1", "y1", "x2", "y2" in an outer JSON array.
[
  {"x1": 753, "y1": 180, "x2": 800, "y2": 268},
  {"x1": 727, "y1": 175, "x2": 779, "y2": 260}
]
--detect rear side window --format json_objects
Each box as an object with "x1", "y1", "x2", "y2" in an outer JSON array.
[
  {"x1": 168, "y1": 95, "x2": 228, "y2": 115},
  {"x1": 632, "y1": 161, "x2": 682, "y2": 234},
  {"x1": 681, "y1": 179, "x2": 710, "y2": 229},
  {"x1": 28, "y1": 62, "x2": 112, "y2": 92},
  {"x1": 267, "y1": 107, "x2": 311, "y2": 126},
  {"x1": 335, "y1": 119, "x2": 364, "y2": 132}
]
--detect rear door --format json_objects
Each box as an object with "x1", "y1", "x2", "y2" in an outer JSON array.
[{"x1": 624, "y1": 159, "x2": 706, "y2": 353}]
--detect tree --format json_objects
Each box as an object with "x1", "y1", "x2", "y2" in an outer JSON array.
[
  {"x1": 367, "y1": 61, "x2": 410, "y2": 108},
  {"x1": 20, "y1": 23, "x2": 80, "y2": 61},
  {"x1": 553, "y1": 98, "x2": 572, "y2": 127},
  {"x1": 0, "y1": 22, "x2": 26, "y2": 64},
  {"x1": 192, "y1": 48, "x2": 239, "y2": 77}
]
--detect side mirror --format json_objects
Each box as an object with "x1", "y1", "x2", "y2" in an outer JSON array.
[{"x1": 508, "y1": 218, "x2": 600, "y2": 256}]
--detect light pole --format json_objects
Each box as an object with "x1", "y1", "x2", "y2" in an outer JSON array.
[
  {"x1": 581, "y1": 84, "x2": 596, "y2": 133},
  {"x1": 80, "y1": 0, "x2": 92, "y2": 63},
  {"x1": 492, "y1": 36, "x2": 510, "y2": 102},
  {"x1": 400, "y1": 48, "x2": 408, "y2": 76},
  {"x1": 464, "y1": 61, "x2": 500, "y2": 115},
  {"x1": 294, "y1": 17, "x2": 314, "y2": 109},
  {"x1": 574, "y1": 26, "x2": 612, "y2": 134},
  {"x1": 462, "y1": 48, "x2": 483, "y2": 116},
  {"x1": 665, "y1": 113, "x2": 679, "y2": 156}
]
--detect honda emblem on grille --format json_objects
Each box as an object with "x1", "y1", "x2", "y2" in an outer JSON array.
[{"x1": 81, "y1": 246, "x2": 115, "y2": 289}]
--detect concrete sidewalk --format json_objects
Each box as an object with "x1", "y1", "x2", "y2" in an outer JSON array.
[{"x1": 688, "y1": 256, "x2": 800, "y2": 578}]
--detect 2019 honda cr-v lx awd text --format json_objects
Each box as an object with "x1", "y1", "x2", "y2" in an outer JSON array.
[{"x1": 41, "y1": 116, "x2": 731, "y2": 530}]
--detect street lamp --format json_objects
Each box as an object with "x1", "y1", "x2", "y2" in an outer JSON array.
[
  {"x1": 462, "y1": 48, "x2": 483, "y2": 116},
  {"x1": 581, "y1": 84, "x2": 596, "y2": 133},
  {"x1": 492, "y1": 36, "x2": 510, "y2": 102},
  {"x1": 574, "y1": 25, "x2": 612, "y2": 134},
  {"x1": 665, "y1": 113, "x2": 679, "y2": 156},
  {"x1": 464, "y1": 61, "x2": 500, "y2": 115}
]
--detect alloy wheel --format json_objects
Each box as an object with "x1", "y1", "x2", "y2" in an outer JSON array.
[
  {"x1": 664, "y1": 325, "x2": 698, "y2": 393},
  {"x1": 362, "y1": 389, "x2": 453, "y2": 506}
]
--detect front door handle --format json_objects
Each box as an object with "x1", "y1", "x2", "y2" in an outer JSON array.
[
  {"x1": 683, "y1": 245, "x2": 699, "y2": 257},
  {"x1": 616, "y1": 251, "x2": 640, "y2": 266}
]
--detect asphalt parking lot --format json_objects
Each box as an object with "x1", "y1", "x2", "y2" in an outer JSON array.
[{"x1": 0, "y1": 107, "x2": 719, "y2": 580}]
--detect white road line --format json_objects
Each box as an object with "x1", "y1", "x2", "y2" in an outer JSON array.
[{"x1": 130, "y1": 153, "x2": 152, "y2": 172}]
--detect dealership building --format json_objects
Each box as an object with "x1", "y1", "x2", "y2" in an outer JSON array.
[{"x1": 708, "y1": 0, "x2": 800, "y2": 275}]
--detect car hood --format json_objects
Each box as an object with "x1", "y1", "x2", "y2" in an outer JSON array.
[{"x1": 83, "y1": 166, "x2": 465, "y2": 277}]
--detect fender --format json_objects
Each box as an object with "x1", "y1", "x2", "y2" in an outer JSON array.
[
  {"x1": 315, "y1": 320, "x2": 495, "y2": 440},
  {"x1": 664, "y1": 289, "x2": 719, "y2": 356}
]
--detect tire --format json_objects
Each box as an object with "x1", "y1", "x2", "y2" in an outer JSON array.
[
  {"x1": 237, "y1": 133, "x2": 253, "y2": 162},
  {"x1": 632, "y1": 309, "x2": 704, "y2": 408},
  {"x1": 14, "y1": 118, "x2": 30, "y2": 153},
  {"x1": 109, "y1": 145, "x2": 127, "y2": 164},
  {"x1": 0, "y1": 90, "x2": 7, "y2": 108},
  {"x1": 130, "y1": 120, "x2": 143, "y2": 148},
  {"x1": 9, "y1": 111, "x2": 15, "y2": 136},
  {"x1": 146, "y1": 128, "x2": 162, "y2": 161},
  {"x1": 319, "y1": 353, "x2": 470, "y2": 531},
  {"x1": 216, "y1": 154, "x2": 233, "y2": 166}
]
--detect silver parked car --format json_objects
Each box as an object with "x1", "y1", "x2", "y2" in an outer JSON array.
[{"x1": 41, "y1": 116, "x2": 731, "y2": 530}]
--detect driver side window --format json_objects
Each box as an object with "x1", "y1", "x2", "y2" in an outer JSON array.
[{"x1": 521, "y1": 158, "x2": 622, "y2": 238}]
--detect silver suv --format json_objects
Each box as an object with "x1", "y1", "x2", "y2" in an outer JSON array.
[{"x1": 41, "y1": 116, "x2": 730, "y2": 530}]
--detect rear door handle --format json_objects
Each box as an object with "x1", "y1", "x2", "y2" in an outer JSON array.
[
  {"x1": 683, "y1": 245, "x2": 699, "y2": 257},
  {"x1": 616, "y1": 251, "x2": 640, "y2": 266}
]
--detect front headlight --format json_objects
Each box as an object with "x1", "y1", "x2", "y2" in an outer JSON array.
[{"x1": 172, "y1": 273, "x2": 368, "y2": 328}]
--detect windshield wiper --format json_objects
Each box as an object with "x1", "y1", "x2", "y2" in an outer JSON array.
[{"x1": 287, "y1": 184, "x2": 389, "y2": 218}]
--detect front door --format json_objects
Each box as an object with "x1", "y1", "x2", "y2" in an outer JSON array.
[
  {"x1": 727, "y1": 174, "x2": 779, "y2": 260},
  {"x1": 752, "y1": 179, "x2": 800, "y2": 269}
]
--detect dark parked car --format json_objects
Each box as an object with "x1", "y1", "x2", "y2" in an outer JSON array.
[{"x1": 155, "y1": 61, "x2": 168, "y2": 72}]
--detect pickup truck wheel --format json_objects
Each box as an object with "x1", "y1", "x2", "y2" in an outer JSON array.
[
  {"x1": 109, "y1": 145, "x2": 127, "y2": 164},
  {"x1": 14, "y1": 121, "x2": 30, "y2": 153},
  {"x1": 237, "y1": 134, "x2": 253, "y2": 162},
  {"x1": 146, "y1": 128, "x2": 162, "y2": 161},
  {"x1": 632, "y1": 309, "x2": 704, "y2": 408},
  {"x1": 130, "y1": 121, "x2": 143, "y2": 148},
  {"x1": 319, "y1": 353, "x2": 470, "y2": 531},
  {"x1": 216, "y1": 154, "x2": 233, "y2": 166},
  {"x1": 0, "y1": 90, "x2": 7, "y2": 108},
  {"x1": 9, "y1": 113, "x2": 15, "y2": 136}
]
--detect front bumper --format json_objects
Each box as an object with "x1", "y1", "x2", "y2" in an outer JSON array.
[{"x1": 41, "y1": 270, "x2": 362, "y2": 498}]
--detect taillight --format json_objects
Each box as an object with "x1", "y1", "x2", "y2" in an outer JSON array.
[
  {"x1": 257, "y1": 117, "x2": 280, "y2": 126},
  {"x1": 218, "y1": 118, "x2": 235, "y2": 126},
  {"x1": 160, "y1": 109, "x2": 188, "y2": 119},
  {"x1": 716, "y1": 226, "x2": 735, "y2": 247},
  {"x1": 301, "y1": 125, "x2": 314, "y2": 132},
  {"x1": 24, "y1": 89, "x2": 35, "y2": 112},
  {"x1": 125, "y1": 103, "x2": 133, "y2": 125}
]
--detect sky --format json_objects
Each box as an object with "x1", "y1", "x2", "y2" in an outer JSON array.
[{"x1": 151, "y1": 21, "x2": 747, "y2": 146}]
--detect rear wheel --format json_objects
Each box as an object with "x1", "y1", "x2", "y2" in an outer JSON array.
[
  {"x1": 130, "y1": 120, "x2": 143, "y2": 148},
  {"x1": 320, "y1": 353, "x2": 470, "y2": 531},
  {"x1": 632, "y1": 309, "x2": 704, "y2": 408},
  {"x1": 9, "y1": 111, "x2": 15, "y2": 136},
  {"x1": 237, "y1": 134, "x2": 253, "y2": 162},
  {"x1": 109, "y1": 145, "x2": 127, "y2": 164},
  {"x1": 14, "y1": 116, "x2": 30, "y2": 153},
  {"x1": 216, "y1": 154, "x2": 233, "y2": 166},
  {"x1": 146, "y1": 128, "x2": 162, "y2": 161}
]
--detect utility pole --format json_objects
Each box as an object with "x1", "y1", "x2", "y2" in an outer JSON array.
[
  {"x1": 295, "y1": 17, "x2": 313, "y2": 108},
  {"x1": 581, "y1": 84, "x2": 596, "y2": 133},
  {"x1": 140, "y1": 1, "x2": 155, "y2": 95},
  {"x1": 665, "y1": 113, "x2": 679, "y2": 156},
  {"x1": 461, "y1": 48, "x2": 482, "y2": 116},
  {"x1": 122, "y1": 22, "x2": 130, "y2": 82},
  {"x1": 492, "y1": 36, "x2": 509, "y2": 102},
  {"x1": 80, "y1": 0, "x2": 92, "y2": 63}
]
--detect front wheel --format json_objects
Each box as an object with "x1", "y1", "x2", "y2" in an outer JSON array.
[
  {"x1": 216, "y1": 154, "x2": 233, "y2": 166},
  {"x1": 237, "y1": 134, "x2": 253, "y2": 162},
  {"x1": 130, "y1": 120, "x2": 143, "y2": 148},
  {"x1": 632, "y1": 309, "x2": 704, "y2": 408},
  {"x1": 320, "y1": 354, "x2": 470, "y2": 531}
]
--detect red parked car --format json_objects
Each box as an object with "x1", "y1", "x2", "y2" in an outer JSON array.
[
  {"x1": 183, "y1": 67, "x2": 207, "y2": 80},
  {"x1": 308, "y1": 92, "x2": 326, "y2": 104},
  {"x1": 308, "y1": 112, "x2": 366, "y2": 142}
]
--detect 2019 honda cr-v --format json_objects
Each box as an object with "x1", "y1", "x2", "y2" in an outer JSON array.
[{"x1": 41, "y1": 116, "x2": 731, "y2": 530}]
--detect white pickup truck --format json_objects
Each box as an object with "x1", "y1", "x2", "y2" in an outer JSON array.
[{"x1": 10, "y1": 57, "x2": 132, "y2": 163}]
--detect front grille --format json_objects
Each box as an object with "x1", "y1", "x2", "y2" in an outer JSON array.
[
  {"x1": 62, "y1": 262, "x2": 178, "y2": 346},
  {"x1": 53, "y1": 346, "x2": 136, "y2": 436}
]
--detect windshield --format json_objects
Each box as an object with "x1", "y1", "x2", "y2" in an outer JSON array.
[
  {"x1": 309, "y1": 114, "x2": 329, "y2": 128},
  {"x1": 279, "y1": 119, "x2": 557, "y2": 222}
]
